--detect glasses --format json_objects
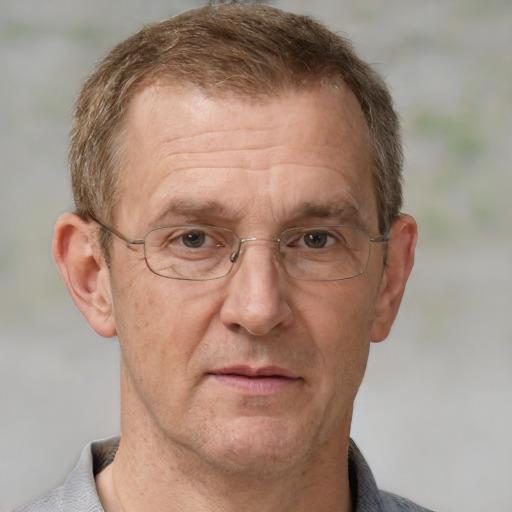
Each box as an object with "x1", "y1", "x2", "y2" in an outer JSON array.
[{"x1": 93, "y1": 218, "x2": 389, "y2": 281}]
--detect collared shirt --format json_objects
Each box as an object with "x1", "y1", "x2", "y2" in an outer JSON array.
[{"x1": 12, "y1": 437, "x2": 434, "y2": 512}]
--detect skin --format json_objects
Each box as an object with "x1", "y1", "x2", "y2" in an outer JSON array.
[{"x1": 53, "y1": 84, "x2": 417, "y2": 512}]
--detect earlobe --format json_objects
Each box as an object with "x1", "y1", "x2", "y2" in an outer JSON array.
[
  {"x1": 370, "y1": 214, "x2": 418, "y2": 343},
  {"x1": 52, "y1": 212, "x2": 117, "y2": 338}
]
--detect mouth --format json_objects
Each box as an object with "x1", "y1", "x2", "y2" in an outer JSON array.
[{"x1": 207, "y1": 366, "x2": 301, "y2": 395}]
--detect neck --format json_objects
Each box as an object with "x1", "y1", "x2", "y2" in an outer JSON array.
[{"x1": 97, "y1": 433, "x2": 352, "y2": 512}]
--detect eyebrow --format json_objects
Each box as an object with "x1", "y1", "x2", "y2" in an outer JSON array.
[
  {"x1": 149, "y1": 197, "x2": 365, "y2": 229},
  {"x1": 293, "y1": 200, "x2": 365, "y2": 228},
  {"x1": 149, "y1": 199, "x2": 231, "y2": 227}
]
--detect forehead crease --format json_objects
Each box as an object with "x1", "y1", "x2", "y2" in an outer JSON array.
[
  {"x1": 155, "y1": 121, "x2": 351, "y2": 156},
  {"x1": 158, "y1": 126, "x2": 277, "y2": 149},
  {"x1": 155, "y1": 142, "x2": 344, "y2": 174}
]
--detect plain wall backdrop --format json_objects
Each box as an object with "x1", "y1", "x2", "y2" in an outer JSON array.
[{"x1": 1, "y1": 1, "x2": 511, "y2": 510}]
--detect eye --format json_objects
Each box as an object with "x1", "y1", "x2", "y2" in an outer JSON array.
[
  {"x1": 147, "y1": 226, "x2": 233, "y2": 261},
  {"x1": 301, "y1": 230, "x2": 335, "y2": 249},
  {"x1": 181, "y1": 230, "x2": 207, "y2": 248}
]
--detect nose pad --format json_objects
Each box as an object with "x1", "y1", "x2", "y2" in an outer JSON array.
[{"x1": 229, "y1": 238, "x2": 281, "y2": 268}]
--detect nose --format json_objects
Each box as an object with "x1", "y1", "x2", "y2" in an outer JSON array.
[{"x1": 220, "y1": 240, "x2": 293, "y2": 336}]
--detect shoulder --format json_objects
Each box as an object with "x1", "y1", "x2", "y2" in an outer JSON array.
[
  {"x1": 380, "y1": 490, "x2": 436, "y2": 512},
  {"x1": 10, "y1": 487, "x2": 64, "y2": 512},
  {"x1": 348, "y1": 439, "x2": 436, "y2": 512},
  {"x1": 10, "y1": 437, "x2": 119, "y2": 512}
]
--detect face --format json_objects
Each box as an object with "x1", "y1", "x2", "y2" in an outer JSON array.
[{"x1": 107, "y1": 84, "x2": 387, "y2": 474}]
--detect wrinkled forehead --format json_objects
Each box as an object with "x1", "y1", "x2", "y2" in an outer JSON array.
[{"x1": 113, "y1": 83, "x2": 376, "y2": 231}]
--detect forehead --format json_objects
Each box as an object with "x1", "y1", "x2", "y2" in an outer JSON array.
[{"x1": 117, "y1": 84, "x2": 375, "y2": 231}]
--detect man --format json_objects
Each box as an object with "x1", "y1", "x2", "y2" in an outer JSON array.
[{"x1": 15, "y1": 3, "x2": 429, "y2": 511}]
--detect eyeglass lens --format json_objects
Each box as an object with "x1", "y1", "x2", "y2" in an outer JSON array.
[{"x1": 142, "y1": 225, "x2": 371, "y2": 281}]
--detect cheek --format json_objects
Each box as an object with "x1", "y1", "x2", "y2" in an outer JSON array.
[
  {"x1": 298, "y1": 280, "x2": 377, "y2": 386},
  {"x1": 300, "y1": 277, "x2": 378, "y2": 337},
  {"x1": 283, "y1": 284, "x2": 374, "y2": 443},
  {"x1": 111, "y1": 274, "x2": 224, "y2": 391}
]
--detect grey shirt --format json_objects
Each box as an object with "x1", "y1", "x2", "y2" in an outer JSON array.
[{"x1": 12, "y1": 437, "x2": 434, "y2": 512}]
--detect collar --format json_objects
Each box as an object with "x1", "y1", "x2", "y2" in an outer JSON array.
[{"x1": 62, "y1": 436, "x2": 386, "y2": 512}]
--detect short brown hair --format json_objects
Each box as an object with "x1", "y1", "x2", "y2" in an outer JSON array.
[{"x1": 69, "y1": 3, "x2": 402, "y2": 252}]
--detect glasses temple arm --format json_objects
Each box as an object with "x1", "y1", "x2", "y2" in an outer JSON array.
[{"x1": 88, "y1": 214, "x2": 145, "y2": 245}]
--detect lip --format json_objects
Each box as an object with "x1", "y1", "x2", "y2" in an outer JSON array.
[
  {"x1": 210, "y1": 365, "x2": 299, "y2": 379},
  {"x1": 207, "y1": 365, "x2": 301, "y2": 395}
]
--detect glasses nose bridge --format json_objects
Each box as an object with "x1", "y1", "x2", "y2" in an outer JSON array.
[
  {"x1": 229, "y1": 236, "x2": 281, "y2": 264},
  {"x1": 240, "y1": 236, "x2": 280, "y2": 246}
]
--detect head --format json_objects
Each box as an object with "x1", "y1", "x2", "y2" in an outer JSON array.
[
  {"x1": 69, "y1": 2, "x2": 403, "y2": 258},
  {"x1": 55, "y1": 3, "x2": 417, "y2": 482}
]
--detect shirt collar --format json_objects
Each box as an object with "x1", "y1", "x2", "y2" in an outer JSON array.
[{"x1": 65, "y1": 436, "x2": 385, "y2": 512}]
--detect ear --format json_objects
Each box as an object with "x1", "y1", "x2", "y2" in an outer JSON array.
[
  {"x1": 371, "y1": 214, "x2": 418, "y2": 343},
  {"x1": 52, "y1": 212, "x2": 117, "y2": 338}
]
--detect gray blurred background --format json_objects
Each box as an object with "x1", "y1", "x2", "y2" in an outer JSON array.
[{"x1": 1, "y1": 1, "x2": 511, "y2": 510}]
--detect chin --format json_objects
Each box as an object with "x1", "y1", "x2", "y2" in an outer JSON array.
[{"x1": 195, "y1": 416, "x2": 321, "y2": 475}]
